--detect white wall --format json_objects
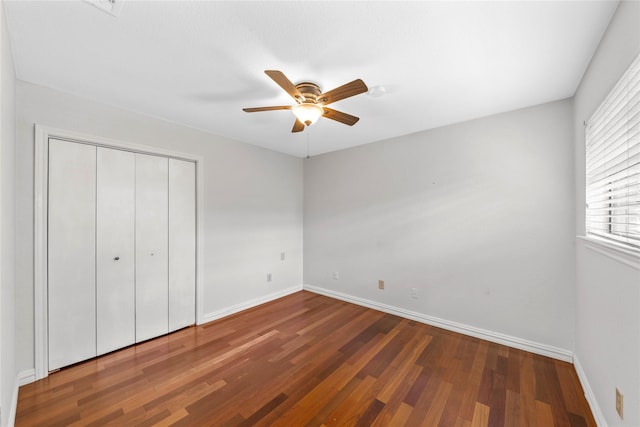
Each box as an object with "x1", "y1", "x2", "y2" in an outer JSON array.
[
  {"x1": 304, "y1": 99, "x2": 575, "y2": 352},
  {"x1": 573, "y1": 2, "x2": 640, "y2": 426},
  {"x1": 0, "y1": 1, "x2": 16, "y2": 425},
  {"x1": 15, "y1": 81, "x2": 304, "y2": 375}
]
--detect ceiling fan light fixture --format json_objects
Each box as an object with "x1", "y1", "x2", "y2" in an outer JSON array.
[{"x1": 292, "y1": 103, "x2": 324, "y2": 126}]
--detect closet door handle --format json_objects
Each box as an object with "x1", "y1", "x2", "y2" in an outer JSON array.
[{"x1": 114, "y1": 256, "x2": 120, "y2": 261}]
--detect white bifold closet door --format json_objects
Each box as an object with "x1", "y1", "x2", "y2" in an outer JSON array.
[
  {"x1": 169, "y1": 159, "x2": 196, "y2": 331},
  {"x1": 96, "y1": 147, "x2": 136, "y2": 355},
  {"x1": 48, "y1": 139, "x2": 97, "y2": 370},
  {"x1": 48, "y1": 139, "x2": 196, "y2": 370},
  {"x1": 135, "y1": 153, "x2": 170, "y2": 342}
]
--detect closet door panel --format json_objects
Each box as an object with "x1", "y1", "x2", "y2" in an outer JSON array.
[
  {"x1": 168, "y1": 159, "x2": 196, "y2": 331},
  {"x1": 96, "y1": 147, "x2": 136, "y2": 355},
  {"x1": 48, "y1": 139, "x2": 97, "y2": 370},
  {"x1": 135, "y1": 154, "x2": 169, "y2": 342}
]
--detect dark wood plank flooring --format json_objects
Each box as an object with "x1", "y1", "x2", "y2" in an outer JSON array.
[{"x1": 16, "y1": 291, "x2": 595, "y2": 426}]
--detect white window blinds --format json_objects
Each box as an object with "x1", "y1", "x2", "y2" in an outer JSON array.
[{"x1": 586, "y1": 53, "x2": 640, "y2": 250}]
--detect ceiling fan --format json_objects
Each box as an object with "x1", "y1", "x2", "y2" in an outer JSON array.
[{"x1": 243, "y1": 70, "x2": 368, "y2": 133}]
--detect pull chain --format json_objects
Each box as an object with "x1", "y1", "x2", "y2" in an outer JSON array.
[{"x1": 306, "y1": 128, "x2": 310, "y2": 159}]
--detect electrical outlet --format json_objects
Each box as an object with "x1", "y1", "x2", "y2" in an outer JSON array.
[
  {"x1": 280, "y1": 252, "x2": 285, "y2": 261},
  {"x1": 267, "y1": 273, "x2": 272, "y2": 282},
  {"x1": 332, "y1": 272, "x2": 339, "y2": 280},
  {"x1": 616, "y1": 388, "x2": 624, "y2": 419},
  {"x1": 378, "y1": 280, "x2": 384, "y2": 290},
  {"x1": 411, "y1": 288, "x2": 418, "y2": 299}
]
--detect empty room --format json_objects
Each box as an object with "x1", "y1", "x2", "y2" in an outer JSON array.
[{"x1": 0, "y1": 1, "x2": 639, "y2": 426}]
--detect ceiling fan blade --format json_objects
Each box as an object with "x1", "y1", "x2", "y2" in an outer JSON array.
[
  {"x1": 323, "y1": 108, "x2": 360, "y2": 126},
  {"x1": 292, "y1": 119, "x2": 305, "y2": 133},
  {"x1": 319, "y1": 79, "x2": 368, "y2": 106},
  {"x1": 243, "y1": 106, "x2": 292, "y2": 113},
  {"x1": 265, "y1": 70, "x2": 304, "y2": 103}
]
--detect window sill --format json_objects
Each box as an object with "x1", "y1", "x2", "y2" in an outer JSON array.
[{"x1": 577, "y1": 235, "x2": 640, "y2": 271}]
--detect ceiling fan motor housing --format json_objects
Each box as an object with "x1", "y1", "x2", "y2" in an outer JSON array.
[{"x1": 295, "y1": 82, "x2": 323, "y2": 103}]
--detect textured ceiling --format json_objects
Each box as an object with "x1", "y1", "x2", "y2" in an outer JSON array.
[{"x1": 4, "y1": 1, "x2": 618, "y2": 157}]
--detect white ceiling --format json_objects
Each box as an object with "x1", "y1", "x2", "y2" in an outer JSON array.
[{"x1": 4, "y1": 0, "x2": 618, "y2": 157}]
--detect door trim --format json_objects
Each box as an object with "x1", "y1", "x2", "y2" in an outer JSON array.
[{"x1": 34, "y1": 124, "x2": 205, "y2": 381}]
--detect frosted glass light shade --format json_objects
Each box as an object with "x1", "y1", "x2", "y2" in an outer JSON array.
[{"x1": 292, "y1": 103, "x2": 323, "y2": 126}]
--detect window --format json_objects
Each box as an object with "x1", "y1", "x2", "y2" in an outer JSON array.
[{"x1": 585, "y1": 53, "x2": 640, "y2": 250}]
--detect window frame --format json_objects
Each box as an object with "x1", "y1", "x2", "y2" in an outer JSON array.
[{"x1": 583, "y1": 52, "x2": 640, "y2": 262}]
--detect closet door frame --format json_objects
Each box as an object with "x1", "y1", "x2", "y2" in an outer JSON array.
[{"x1": 34, "y1": 125, "x2": 205, "y2": 381}]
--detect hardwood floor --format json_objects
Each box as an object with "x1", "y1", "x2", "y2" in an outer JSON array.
[{"x1": 16, "y1": 291, "x2": 595, "y2": 426}]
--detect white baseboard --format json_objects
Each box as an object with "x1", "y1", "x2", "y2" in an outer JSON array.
[
  {"x1": 574, "y1": 355, "x2": 607, "y2": 427},
  {"x1": 201, "y1": 285, "x2": 303, "y2": 324},
  {"x1": 8, "y1": 370, "x2": 36, "y2": 427},
  {"x1": 303, "y1": 284, "x2": 574, "y2": 363},
  {"x1": 18, "y1": 369, "x2": 35, "y2": 386}
]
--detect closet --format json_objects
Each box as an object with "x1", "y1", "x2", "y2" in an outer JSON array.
[{"x1": 47, "y1": 138, "x2": 196, "y2": 371}]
